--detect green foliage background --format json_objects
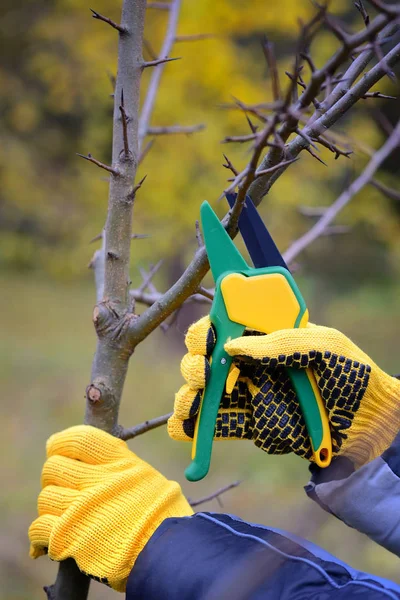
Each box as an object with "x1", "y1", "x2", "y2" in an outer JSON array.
[{"x1": 1, "y1": 1, "x2": 400, "y2": 598}]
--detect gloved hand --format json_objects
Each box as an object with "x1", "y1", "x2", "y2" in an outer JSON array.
[
  {"x1": 168, "y1": 316, "x2": 400, "y2": 467},
  {"x1": 29, "y1": 425, "x2": 193, "y2": 592}
]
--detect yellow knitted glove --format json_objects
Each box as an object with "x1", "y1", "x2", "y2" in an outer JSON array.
[
  {"x1": 168, "y1": 316, "x2": 400, "y2": 467},
  {"x1": 29, "y1": 425, "x2": 193, "y2": 592}
]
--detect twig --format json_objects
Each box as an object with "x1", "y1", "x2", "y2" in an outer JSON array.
[
  {"x1": 262, "y1": 37, "x2": 281, "y2": 101},
  {"x1": 90, "y1": 9, "x2": 127, "y2": 33},
  {"x1": 370, "y1": 178, "x2": 400, "y2": 200},
  {"x1": 222, "y1": 133, "x2": 258, "y2": 144},
  {"x1": 222, "y1": 154, "x2": 239, "y2": 177},
  {"x1": 139, "y1": 267, "x2": 158, "y2": 294},
  {"x1": 138, "y1": 260, "x2": 163, "y2": 293},
  {"x1": 76, "y1": 153, "x2": 119, "y2": 176},
  {"x1": 355, "y1": 0, "x2": 370, "y2": 27},
  {"x1": 255, "y1": 158, "x2": 299, "y2": 178},
  {"x1": 139, "y1": 0, "x2": 183, "y2": 149},
  {"x1": 119, "y1": 413, "x2": 172, "y2": 440},
  {"x1": 189, "y1": 481, "x2": 241, "y2": 508},
  {"x1": 197, "y1": 287, "x2": 214, "y2": 301},
  {"x1": 130, "y1": 289, "x2": 213, "y2": 306},
  {"x1": 283, "y1": 120, "x2": 400, "y2": 264},
  {"x1": 362, "y1": 91, "x2": 397, "y2": 100},
  {"x1": 147, "y1": 124, "x2": 205, "y2": 135}
]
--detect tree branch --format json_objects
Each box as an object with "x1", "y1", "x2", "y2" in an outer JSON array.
[
  {"x1": 50, "y1": 1, "x2": 147, "y2": 597},
  {"x1": 138, "y1": 0, "x2": 182, "y2": 149},
  {"x1": 283, "y1": 120, "x2": 400, "y2": 264}
]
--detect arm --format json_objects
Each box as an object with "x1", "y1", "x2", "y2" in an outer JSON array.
[
  {"x1": 30, "y1": 426, "x2": 400, "y2": 599},
  {"x1": 306, "y1": 429, "x2": 400, "y2": 556},
  {"x1": 128, "y1": 512, "x2": 400, "y2": 599}
]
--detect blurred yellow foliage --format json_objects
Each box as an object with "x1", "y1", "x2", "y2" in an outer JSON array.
[{"x1": 0, "y1": 0, "x2": 399, "y2": 286}]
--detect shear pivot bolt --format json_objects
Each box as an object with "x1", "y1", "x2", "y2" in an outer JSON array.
[{"x1": 221, "y1": 358, "x2": 227, "y2": 365}]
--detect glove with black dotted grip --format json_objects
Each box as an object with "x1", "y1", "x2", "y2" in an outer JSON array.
[{"x1": 168, "y1": 316, "x2": 400, "y2": 467}]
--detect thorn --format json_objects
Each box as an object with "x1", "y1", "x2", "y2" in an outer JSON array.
[
  {"x1": 245, "y1": 113, "x2": 258, "y2": 134},
  {"x1": 305, "y1": 146, "x2": 328, "y2": 166},
  {"x1": 90, "y1": 9, "x2": 127, "y2": 33},
  {"x1": 129, "y1": 175, "x2": 147, "y2": 200},
  {"x1": 119, "y1": 89, "x2": 130, "y2": 159},
  {"x1": 142, "y1": 57, "x2": 181, "y2": 69},
  {"x1": 354, "y1": 0, "x2": 370, "y2": 27},
  {"x1": 76, "y1": 153, "x2": 120, "y2": 176}
]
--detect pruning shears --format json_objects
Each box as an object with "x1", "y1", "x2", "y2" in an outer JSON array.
[{"x1": 184, "y1": 194, "x2": 332, "y2": 482}]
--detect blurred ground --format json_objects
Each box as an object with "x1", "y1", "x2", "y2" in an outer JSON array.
[{"x1": 1, "y1": 272, "x2": 400, "y2": 599}]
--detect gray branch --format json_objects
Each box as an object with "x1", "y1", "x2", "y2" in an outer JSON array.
[
  {"x1": 283, "y1": 119, "x2": 400, "y2": 264},
  {"x1": 138, "y1": 0, "x2": 182, "y2": 149}
]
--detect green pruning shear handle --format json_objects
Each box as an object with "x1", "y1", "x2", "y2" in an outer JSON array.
[{"x1": 184, "y1": 198, "x2": 332, "y2": 482}]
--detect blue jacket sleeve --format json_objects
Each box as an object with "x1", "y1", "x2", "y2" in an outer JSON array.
[
  {"x1": 305, "y1": 431, "x2": 400, "y2": 556},
  {"x1": 126, "y1": 512, "x2": 400, "y2": 600}
]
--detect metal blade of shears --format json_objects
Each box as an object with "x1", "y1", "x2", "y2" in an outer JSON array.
[
  {"x1": 226, "y1": 193, "x2": 289, "y2": 271},
  {"x1": 201, "y1": 201, "x2": 249, "y2": 281}
]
